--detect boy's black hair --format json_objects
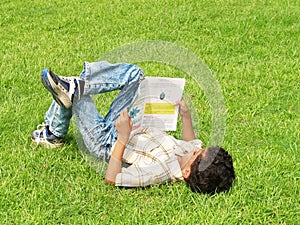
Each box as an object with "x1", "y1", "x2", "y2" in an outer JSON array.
[{"x1": 185, "y1": 146, "x2": 235, "y2": 194}]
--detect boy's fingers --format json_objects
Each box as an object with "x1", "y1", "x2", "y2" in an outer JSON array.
[
  {"x1": 175, "y1": 101, "x2": 182, "y2": 106},
  {"x1": 122, "y1": 109, "x2": 129, "y2": 117},
  {"x1": 176, "y1": 99, "x2": 186, "y2": 106},
  {"x1": 117, "y1": 109, "x2": 131, "y2": 124}
]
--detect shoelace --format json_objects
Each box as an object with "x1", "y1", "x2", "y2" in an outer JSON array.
[
  {"x1": 34, "y1": 123, "x2": 47, "y2": 148},
  {"x1": 36, "y1": 122, "x2": 47, "y2": 131}
]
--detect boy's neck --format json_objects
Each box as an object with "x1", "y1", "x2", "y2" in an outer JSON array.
[
  {"x1": 177, "y1": 148, "x2": 207, "y2": 169},
  {"x1": 176, "y1": 152, "x2": 193, "y2": 169}
]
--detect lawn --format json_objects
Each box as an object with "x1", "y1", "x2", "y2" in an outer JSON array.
[{"x1": 0, "y1": 0, "x2": 299, "y2": 224}]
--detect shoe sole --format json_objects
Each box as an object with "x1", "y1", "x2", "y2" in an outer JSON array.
[
  {"x1": 41, "y1": 69, "x2": 73, "y2": 109},
  {"x1": 31, "y1": 137, "x2": 63, "y2": 148}
]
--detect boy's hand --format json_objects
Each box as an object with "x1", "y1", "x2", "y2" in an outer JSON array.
[
  {"x1": 176, "y1": 99, "x2": 196, "y2": 141},
  {"x1": 115, "y1": 109, "x2": 132, "y2": 145},
  {"x1": 176, "y1": 99, "x2": 191, "y2": 119}
]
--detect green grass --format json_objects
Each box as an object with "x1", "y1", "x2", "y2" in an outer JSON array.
[{"x1": 1, "y1": 0, "x2": 299, "y2": 224}]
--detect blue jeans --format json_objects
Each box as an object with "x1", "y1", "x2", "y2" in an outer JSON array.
[{"x1": 44, "y1": 61, "x2": 144, "y2": 161}]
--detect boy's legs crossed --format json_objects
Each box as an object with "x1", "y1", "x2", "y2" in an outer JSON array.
[
  {"x1": 38, "y1": 60, "x2": 143, "y2": 137},
  {"x1": 33, "y1": 61, "x2": 143, "y2": 156}
]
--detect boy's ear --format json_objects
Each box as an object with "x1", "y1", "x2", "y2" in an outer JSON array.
[{"x1": 182, "y1": 167, "x2": 191, "y2": 179}]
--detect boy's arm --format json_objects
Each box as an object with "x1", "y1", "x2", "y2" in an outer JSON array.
[
  {"x1": 176, "y1": 99, "x2": 196, "y2": 141},
  {"x1": 105, "y1": 110, "x2": 132, "y2": 185},
  {"x1": 104, "y1": 140, "x2": 125, "y2": 185}
]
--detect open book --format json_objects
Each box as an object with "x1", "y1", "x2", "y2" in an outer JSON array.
[{"x1": 128, "y1": 77, "x2": 185, "y2": 131}]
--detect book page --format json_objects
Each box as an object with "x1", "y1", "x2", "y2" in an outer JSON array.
[{"x1": 129, "y1": 77, "x2": 185, "y2": 131}]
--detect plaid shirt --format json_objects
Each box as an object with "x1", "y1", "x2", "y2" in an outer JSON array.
[{"x1": 115, "y1": 127, "x2": 202, "y2": 187}]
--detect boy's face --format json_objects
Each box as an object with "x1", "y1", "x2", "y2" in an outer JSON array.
[{"x1": 182, "y1": 148, "x2": 207, "y2": 179}]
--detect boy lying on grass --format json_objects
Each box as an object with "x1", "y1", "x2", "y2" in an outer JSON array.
[{"x1": 32, "y1": 61, "x2": 235, "y2": 194}]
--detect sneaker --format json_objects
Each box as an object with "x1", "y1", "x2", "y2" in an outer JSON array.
[
  {"x1": 31, "y1": 123, "x2": 63, "y2": 148},
  {"x1": 40, "y1": 68, "x2": 85, "y2": 109}
]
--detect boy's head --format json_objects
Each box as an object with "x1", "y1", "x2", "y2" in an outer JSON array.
[{"x1": 183, "y1": 146, "x2": 235, "y2": 194}]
